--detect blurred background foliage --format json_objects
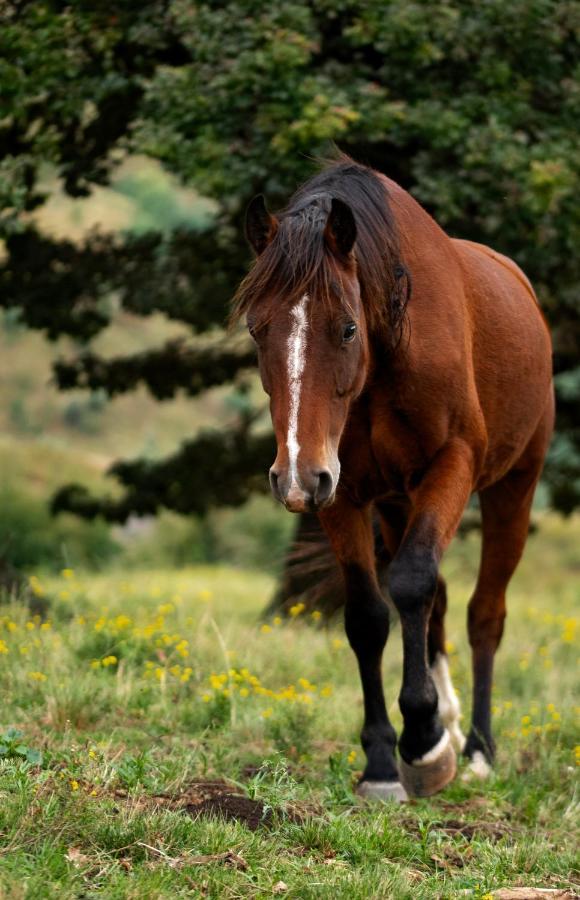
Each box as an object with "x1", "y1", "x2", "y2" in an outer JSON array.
[{"x1": 0, "y1": 0, "x2": 578, "y2": 578}]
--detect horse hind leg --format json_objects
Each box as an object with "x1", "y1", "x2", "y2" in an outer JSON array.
[
  {"x1": 464, "y1": 446, "x2": 547, "y2": 779},
  {"x1": 428, "y1": 576, "x2": 466, "y2": 754}
]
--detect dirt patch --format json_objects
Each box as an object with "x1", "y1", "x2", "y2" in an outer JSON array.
[
  {"x1": 115, "y1": 779, "x2": 305, "y2": 832},
  {"x1": 187, "y1": 793, "x2": 273, "y2": 832}
]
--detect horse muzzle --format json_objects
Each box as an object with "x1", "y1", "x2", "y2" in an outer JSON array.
[{"x1": 269, "y1": 466, "x2": 336, "y2": 513}]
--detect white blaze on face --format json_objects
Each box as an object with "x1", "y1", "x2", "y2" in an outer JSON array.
[{"x1": 286, "y1": 294, "x2": 309, "y2": 489}]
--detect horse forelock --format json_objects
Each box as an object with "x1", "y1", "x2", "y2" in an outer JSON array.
[{"x1": 232, "y1": 156, "x2": 409, "y2": 341}]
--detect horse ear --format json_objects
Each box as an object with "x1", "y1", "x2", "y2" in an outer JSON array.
[
  {"x1": 324, "y1": 197, "x2": 357, "y2": 257},
  {"x1": 245, "y1": 195, "x2": 278, "y2": 255}
]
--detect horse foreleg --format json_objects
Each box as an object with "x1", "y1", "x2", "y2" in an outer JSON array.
[
  {"x1": 319, "y1": 500, "x2": 405, "y2": 802},
  {"x1": 386, "y1": 438, "x2": 474, "y2": 797}
]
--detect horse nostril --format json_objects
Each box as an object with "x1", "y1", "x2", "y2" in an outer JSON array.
[
  {"x1": 314, "y1": 469, "x2": 334, "y2": 506},
  {"x1": 269, "y1": 468, "x2": 282, "y2": 501}
]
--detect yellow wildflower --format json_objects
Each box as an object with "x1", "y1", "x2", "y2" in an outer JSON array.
[
  {"x1": 260, "y1": 624, "x2": 272, "y2": 634},
  {"x1": 29, "y1": 576, "x2": 44, "y2": 597},
  {"x1": 289, "y1": 602, "x2": 305, "y2": 617}
]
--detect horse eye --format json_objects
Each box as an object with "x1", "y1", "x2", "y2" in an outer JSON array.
[{"x1": 342, "y1": 322, "x2": 357, "y2": 343}]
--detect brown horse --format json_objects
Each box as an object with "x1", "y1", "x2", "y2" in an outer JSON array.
[{"x1": 233, "y1": 155, "x2": 554, "y2": 800}]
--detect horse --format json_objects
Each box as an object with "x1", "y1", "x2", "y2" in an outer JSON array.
[{"x1": 232, "y1": 155, "x2": 554, "y2": 801}]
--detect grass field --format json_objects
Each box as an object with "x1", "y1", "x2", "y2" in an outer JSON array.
[{"x1": 0, "y1": 516, "x2": 578, "y2": 898}]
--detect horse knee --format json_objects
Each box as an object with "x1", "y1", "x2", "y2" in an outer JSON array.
[
  {"x1": 343, "y1": 564, "x2": 390, "y2": 655},
  {"x1": 344, "y1": 595, "x2": 390, "y2": 654},
  {"x1": 388, "y1": 542, "x2": 438, "y2": 614}
]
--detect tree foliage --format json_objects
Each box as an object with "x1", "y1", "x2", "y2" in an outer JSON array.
[{"x1": 1, "y1": 0, "x2": 579, "y2": 516}]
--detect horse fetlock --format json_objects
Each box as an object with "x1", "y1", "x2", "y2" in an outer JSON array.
[
  {"x1": 464, "y1": 728, "x2": 495, "y2": 764},
  {"x1": 398, "y1": 710, "x2": 445, "y2": 766},
  {"x1": 360, "y1": 733, "x2": 399, "y2": 784},
  {"x1": 462, "y1": 750, "x2": 493, "y2": 782}
]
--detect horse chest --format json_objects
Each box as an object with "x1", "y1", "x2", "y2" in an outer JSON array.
[{"x1": 339, "y1": 398, "x2": 431, "y2": 503}]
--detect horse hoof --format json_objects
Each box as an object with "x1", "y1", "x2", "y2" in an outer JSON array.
[
  {"x1": 398, "y1": 730, "x2": 457, "y2": 797},
  {"x1": 462, "y1": 750, "x2": 492, "y2": 782},
  {"x1": 355, "y1": 780, "x2": 408, "y2": 803}
]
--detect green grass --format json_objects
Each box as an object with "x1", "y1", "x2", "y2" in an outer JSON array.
[{"x1": 0, "y1": 516, "x2": 578, "y2": 898}]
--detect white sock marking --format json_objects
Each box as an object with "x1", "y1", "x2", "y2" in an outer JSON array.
[
  {"x1": 286, "y1": 294, "x2": 309, "y2": 489},
  {"x1": 413, "y1": 728, "x2": 450, "y2": 766},
  {"x1": 463, "y1": 750, "x2": 492, "y2": 781},
  {"x1": 431, "y1": 652, "x2": 466, "y2": 752}
]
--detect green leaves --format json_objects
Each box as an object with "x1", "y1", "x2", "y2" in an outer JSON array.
[{"x1": 0, "y1": 728, "x2": 43, "y2": 766}]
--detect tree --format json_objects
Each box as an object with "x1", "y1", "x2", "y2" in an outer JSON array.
[{"x1": 2, "y1": 0, "x2": 579, "y2": 545}]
